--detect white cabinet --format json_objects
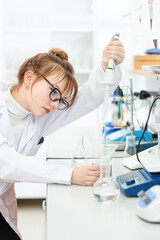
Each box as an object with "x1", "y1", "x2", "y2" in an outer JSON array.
[{"x1": 15, "y1": 137, "x2": 48, "y2": 199}]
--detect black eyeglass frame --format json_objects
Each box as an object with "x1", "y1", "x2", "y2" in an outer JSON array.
[{"x1": 41, "y1": 75, "x2": 69, "y2": 110}]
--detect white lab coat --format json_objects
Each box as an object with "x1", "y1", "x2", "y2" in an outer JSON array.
[{"x1": 0, "y1": 65, "x2": 121, "y2": 237}]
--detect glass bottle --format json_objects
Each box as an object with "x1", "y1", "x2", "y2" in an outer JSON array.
[
  {"x1": 123, "y1": 135, "x2": 136, "y2": 159},
  {"x1": 93, "y1": 143, "x2": 119, "y2": 202}
]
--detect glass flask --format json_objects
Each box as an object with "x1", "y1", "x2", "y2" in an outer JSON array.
[
  {"x1": 123, "y1": 135, "x2": 136, "y2": 159},
  {"x1": 93, "y1": 143, "x2": 119, "y2": 202},
  {"x1": 72, "y1": 135, "x2": 86, "y2": 167},
  {"x1": 82, "y1": 137, "x2": 100, "y2": 165}
]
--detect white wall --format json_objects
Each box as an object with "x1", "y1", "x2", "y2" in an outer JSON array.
[{"x1": 0, "y1": 0, "x2": 154, "y2": 89}]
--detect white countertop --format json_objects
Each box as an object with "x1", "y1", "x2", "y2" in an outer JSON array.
[{"x1": 45, "y1": 158, "x2": 160, "y2": 240}]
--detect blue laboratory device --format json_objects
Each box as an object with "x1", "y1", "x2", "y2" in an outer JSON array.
[
  {"x1": 105, "y1": 127, "x2": 153, "y2": 142},
  {"x1": 116, "y1": 169, "x2": 160, "y2": 197}
]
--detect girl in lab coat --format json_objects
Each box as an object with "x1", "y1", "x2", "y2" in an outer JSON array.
[{"x1": 0, "y1": 39, "x2": 125, "y2": 239}]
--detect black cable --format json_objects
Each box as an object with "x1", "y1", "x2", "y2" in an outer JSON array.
[
  {"x1": 124, "y1": 98, "x2": 153, "y2": 142},
  {"x1": 133, "y1": 101, "x2": 153, "y2": 142},
  {"x1": 136, "y1": 97, "x2": 160, "y2": 163}
]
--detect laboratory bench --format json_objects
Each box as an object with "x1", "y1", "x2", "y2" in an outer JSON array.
[
  {"x1": 45, "y1": 120, "x2": 160, "y2": 240},
  {"x1": 45, "y1": 157, "x2": 160, "y2": 240}
]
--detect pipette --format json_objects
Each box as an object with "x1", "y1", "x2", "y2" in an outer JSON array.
[{"x1": 101, "y1": 33, "x2": 120, "y2": 143}]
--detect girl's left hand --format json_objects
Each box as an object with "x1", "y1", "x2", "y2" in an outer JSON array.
[{"x1": 101, "y1": 39, "x2": 125, "y2": 71}]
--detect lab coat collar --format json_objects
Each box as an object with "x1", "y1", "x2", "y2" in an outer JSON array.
[
  {"x1": 0, "y1": 81, "x2": 37, "y2": 152},
  {"x1": 17, "y1": 114, "x2": 37, "y2": 153}
]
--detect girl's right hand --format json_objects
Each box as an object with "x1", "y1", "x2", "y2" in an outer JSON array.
[
  {"x1": 71, "y1": 165, "x2": 100, "y2": 186},
  {"x1": 101, "y1": 38, "x2": 125, "y2": 71}
]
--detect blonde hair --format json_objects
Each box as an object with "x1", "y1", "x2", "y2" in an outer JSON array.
[{"x1": 14, "y1": 48, "x2": 78, "y2": 109}]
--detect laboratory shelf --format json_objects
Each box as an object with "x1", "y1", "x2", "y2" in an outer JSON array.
[{"x1": 127, "y1": 69, "x2": 160, "y2": 80}]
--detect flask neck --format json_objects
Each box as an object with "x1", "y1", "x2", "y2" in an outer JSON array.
[{"x1": 100, "y1": 157, "x2": 111, "y2": 179}]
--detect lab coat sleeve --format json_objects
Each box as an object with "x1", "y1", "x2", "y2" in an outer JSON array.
[
  {"x1": 0, "y1": 133, "x2": 73, "y2": 184},
  {"x1": 41, "y1": 65, "x2": 122, "y2": 136}
]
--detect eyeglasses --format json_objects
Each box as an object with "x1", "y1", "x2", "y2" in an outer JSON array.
[{"x1": 41, "y1": 75, "x2": 69, "y2": 110}]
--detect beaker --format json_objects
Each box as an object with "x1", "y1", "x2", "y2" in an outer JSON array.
[
  {"x1": 123, "y1": 135, "x2": 136, "y2": 159},
  {"x1": 93, "y1": 143, "x2": 119, "y2": 202}
]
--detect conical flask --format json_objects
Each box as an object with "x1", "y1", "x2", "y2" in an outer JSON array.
[{"x1": 93, "y1": 143, "x2": 119, "y2": 202}]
